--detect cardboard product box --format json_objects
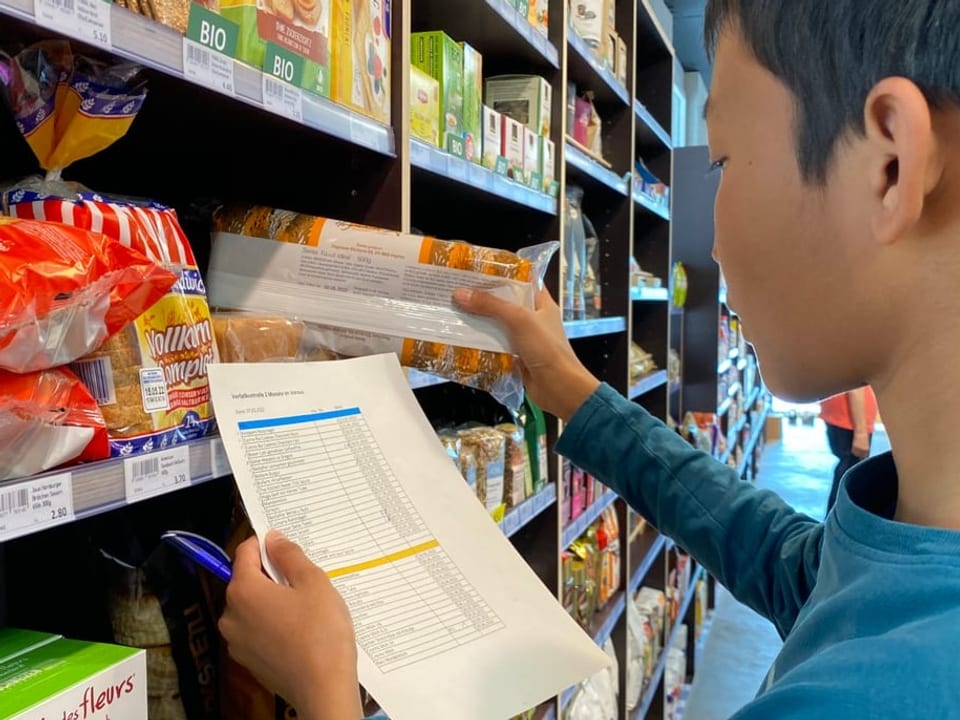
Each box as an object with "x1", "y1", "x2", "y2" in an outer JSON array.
[
  {"x1": 460, "y1": 42, "x2": 483, "y2": 164},
  {"x1": 410, "y1": 65, "x2": 440, "y2": 146},
  {"x1": 523, "y1": 126, "x2": 540, "y2": 186},
  {"x1": 484, "y1": 74, "x2": 551, "y2": 138},
  {"x1": 501, "y1": 115, "x2": 525, "y2": 181},
  {"x1": 482, "y1": 104, "x2": 502, "y2": 170},
  {"x1": 412, "y1": 31, "x2": 464, "y2": 152},
  {"x1": 515, "y1": 0, "x2": 529, "y2": 19},
  {"x1": 603, "y1": 30, "x2": 616, "y2": 70},
  {"x1": 616, "y1": 33, "x2": 628, "y2": 85},
  {"x1": 1, "y1": 629, "x2": 147, "y2": 720},
  {"x1": 540, "y1": 135, "x2": 555, "y2": 193},
  {"x1": 570, "y1": 0, "x2": 610, "y2": 53},
  {"x1": 330, "y1": 0, "x2": 391, "y2": 123},
  {"x1": 535, "y1": 0, "x2": 548, "y2": 36},
  {"x1": 527, "y1": 0, "x2": 537, "y2": 26}
]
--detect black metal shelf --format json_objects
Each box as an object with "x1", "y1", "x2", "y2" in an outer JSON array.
[{"x1": 567, "y1": 26, "x2": 630, "y2": 108}]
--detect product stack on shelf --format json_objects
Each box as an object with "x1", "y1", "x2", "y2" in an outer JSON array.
[{"x1": 0, "y1": 1, "x2": 723, "y2": 718}]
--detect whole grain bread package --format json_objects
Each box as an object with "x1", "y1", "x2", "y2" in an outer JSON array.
[
  {"x1": 1, "y1": 41, "x2": 220, "y2": 455},
  {"x1": 0, "y1": 366, "x2": 109, "y2": 481},
  {"x1": 0, "y1": 216, "x2": 176, "y2": 374},
  {"x1": 208, "y1": 205, "x2": 558, "y2": 411}
]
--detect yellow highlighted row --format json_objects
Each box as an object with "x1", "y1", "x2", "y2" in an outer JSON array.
[{"x1": 328, "y1": 539, "x2": 440, "y2": 578}]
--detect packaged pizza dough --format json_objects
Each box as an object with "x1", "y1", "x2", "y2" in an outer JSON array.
[
  {"x1": 208, "y1": 205, "x2": 558, "y2": 410},
  {"x1": 0, "y1": 366, "x2": 109, "y2": 481},
  {"x1": 2, "y1": 42, "x2": 219, "y2": 455},
  {"x1": 0, "y1": 217, "x2": 175, "y2": 373}
]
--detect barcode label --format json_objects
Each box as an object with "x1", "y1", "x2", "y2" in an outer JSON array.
[
  {"x1": 0, "y1": 488, "x2": 29, "y2": 514},
  {"x1": 124, "y1": 446, "x2": 191, "y2": 503},
  {"x1": 139, "y1": 367, "x2": 170, "y2": 413},
  {"x1": 188, "y1": 42, "x2": 211, "y2": 69},
  {"x1": 262, "y1": 74, "x2": 303, "y2": 123},
  {"x1": 72, "y1": 356, "x2": 117, "y2": 405},
  {"x1": 183, "y1": 39, "x2": 235, "y2": 95},
  {"x1": 130, "y1": 457, "x2": 160, "y2": 479},
  {"x1": 0, "y1": 473, "x2": 75, "y2": 542}
]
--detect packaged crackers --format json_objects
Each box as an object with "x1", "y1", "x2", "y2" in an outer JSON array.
[
  {"x1": 1, "y1": 42, "x2": 219, "y2": 456},
  {"x1": 208, "y1": 205, "x2": 558, "y2": 411},
  {"x1": 458, "y1": 426, "x2": 505, "y2": 517}
]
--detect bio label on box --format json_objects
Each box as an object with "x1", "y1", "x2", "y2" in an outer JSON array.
[
  {"x1": 1, "y1": 629, "x2": 147, "y2": 720},
  {"x1": 485, "y1": 74, "x2": 551, "y2": 137},
  {"x1": 460, "y1": 42, "x2": 483, "y2": 164},
  {"x1": 482, "y1": 105, "x2": 502, "y2": 170},
  {"x1": 412, "y1": 31, "x2": 464, "y2": 149}
]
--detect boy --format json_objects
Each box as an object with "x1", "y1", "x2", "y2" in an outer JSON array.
[{"x1": 219, "y1": 1, "x2": 960, "y2": 717}]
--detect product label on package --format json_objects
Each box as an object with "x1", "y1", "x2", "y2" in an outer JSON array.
[
  {"x1": 494, "y1": 156, "x2": 510, "y2": 176},
  {"x1": 139, "y1": 368, "x2": 171, "y2": 413},
  {"x1": 34, "y1": 0, "x2": 112, "y2": 49},
  {"x1": 124, "y1": 446, "x2": 191, "y2": 503},
  {"x1": 0, "y1": 473, "x2": 75, "y2": 542},
  {"x1": 485, "y1": 459, "x2": 505, "y2": 513}
]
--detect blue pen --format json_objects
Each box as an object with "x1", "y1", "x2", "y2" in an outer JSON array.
[{"x1": 161, "y1": 530, "x2": 234, "y2": 583}]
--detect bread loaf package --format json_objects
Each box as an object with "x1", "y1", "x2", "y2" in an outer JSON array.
[
  {"x1": 0, "y1": 217, "x2": 176, "y2": 374},
  {"x1": 458, "y1": 426, "x2": 506, "y2": 517},
  {"x1": 0, "y1": 366, "x2": 109, "y2": 481},
  {"x1": 212, "y1": 312, "x2": 339, "y2": 363},
  {"x1": 1, "y1": 42, "x2": 219, "y2": 455},
  {"x1": 208, "y1": 205, "x2": 558, "y2": 411}
]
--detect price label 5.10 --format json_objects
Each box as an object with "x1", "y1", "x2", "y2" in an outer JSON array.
[{"x1": 0, "y1": 473, "x2": 76, "y2": 542}]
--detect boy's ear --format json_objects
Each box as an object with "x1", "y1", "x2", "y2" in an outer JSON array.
[{"x1": 863, "y1": 77, "x2": 944, "y2": 246}]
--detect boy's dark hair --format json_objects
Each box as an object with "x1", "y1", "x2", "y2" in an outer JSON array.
[{"x1": 704, "y1": 0, "x2": 960, "y2": 183}]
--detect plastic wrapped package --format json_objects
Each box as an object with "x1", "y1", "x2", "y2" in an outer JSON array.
[
  {"x1": 1, "y1": 41, "x2": 220, "y2": 456},
  {"x1": 563, "y1": 185, "x2": 588, "y2": 321},
  {"x1": 496, "y1": 422, "x2": 531, "y2": 507},
  {"x1": 0, "y1": 217, "x2": 175, "y2": 374},
  {"x1": 0, "y1": 367, "x2": 109, "y2": 481},
  {"x1": 437, "y1": 429, "x2": 461, "y2": 467},
  {"x1": 458, "y1": 426, "x2": 506, "y2": 517},
  {"x1": 458, "y1": 440, "x2": 480, "y2": 498},
  {"x1": 212, "y1": 313, "x2": 339, "y2": 363},
  {"x1": 208, "y1": 205, "x2": 559, "y2": 411},
  {"x1": 625, "y1": 601, "x2": 647, "y2": 711},
  {"x1": 568, "y1": 638, "x2": 618, "y2": 720}
]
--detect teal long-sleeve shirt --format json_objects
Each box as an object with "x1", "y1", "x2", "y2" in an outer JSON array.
[{"x1": 556, "y1": 384, "x2": 960, "y2": 718}]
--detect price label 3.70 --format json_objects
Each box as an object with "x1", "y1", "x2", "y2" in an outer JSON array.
[
  {"x1": 124, "y1": 446, "x2": 191, "y2": 504},
  {"x1": 0, "y1": 473, "x2": 75, "y2": 542}
]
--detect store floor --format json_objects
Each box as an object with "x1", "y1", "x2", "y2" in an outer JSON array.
[{"x1": 681, "y1": 418, "x2": 891, "y2": 720}]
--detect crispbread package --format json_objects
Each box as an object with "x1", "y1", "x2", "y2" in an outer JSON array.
[
  {"x1": 0, "y1": 216, "x2": 176, "y2": 374},
  {"x1": 0, "y1": 366, "x2": 109, "y2": 481},
  {"x1": 208, "y1": 206, "x2": 557, "y2": 411}
]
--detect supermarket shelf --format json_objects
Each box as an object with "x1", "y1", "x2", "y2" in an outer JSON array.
[
  {"x1": 564, "y1": 316, "x2": 628, "y2": 339},
  {"x1": 631, "y1": 287, "x2": 669, "y2": 302},
  {"x1": 563, "y1": 490, "x2": 618, "y2": 549},
  {"x1": 566, "y1": 26, "x2": 630, "y2": 107},
  {"x1": 0, "y1": 0, "x2": 396, "y2": 157},
  {"x1": 565, "y1": 141, "x2": 630, "y2": 196},
  {"x1": 560, "y1": 590, "x2": 628, "y2": 714},
  {"x1": 630, "y1": 533, "x2": 667, "y2": 594},
  {"x1": 737, "y1": 404, "x2": 771, "y2": 476},
  {"x1": 634, "y1": 100, "x2": 673, "y2": 151},
  {"x1": 500, "y1": 483, "x2": 557, "y2": 538},
  {"x1": 633, "y1": 568, "x2": 704, "y2": 720},
  {"x1": 669, "y1": 380, "x2": 681, "y2": 395},
  {"x1": 415, "y1": 0, "x2": 558, "y2": 69},
  {"x1": 0, "y1": 437, "x2": 229, "y2": 543},
  {"x1": 633, "y1": 189, "x2": 671, "y2": 221},
  {"x1": 629, "y1": 370, "x2": 668, "y2": 400},
  {"x1": 411, "y1": 139, "x2": 558, "y2": 215},
  {"x1": 406, "y1": 368, "x2": 449, "y2": 390}
]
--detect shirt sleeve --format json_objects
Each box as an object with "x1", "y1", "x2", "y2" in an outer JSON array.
[{"x1": 556, "y1": 384, "x2": 824, "y2": 638}]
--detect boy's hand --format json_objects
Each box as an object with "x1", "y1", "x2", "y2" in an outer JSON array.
[{"x1": 453, "y1": 287, "x2": 600, "y2": 422}]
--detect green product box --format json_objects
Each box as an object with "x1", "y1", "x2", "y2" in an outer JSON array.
[
  {"x1": 1, "y1": 628, "x2": 147, "y2": 720},
  {"x1": 412, "y1": 31, "x2": 464, "y2": 150},
  {"x1": 460, "y1": 42, "x2": 483, "y2": 164}
]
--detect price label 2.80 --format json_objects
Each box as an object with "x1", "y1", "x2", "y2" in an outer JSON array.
[
  {"x1": 0, "y1": 473, "x2": 75, "y2": 542},
  {"x1": 124, "y1": 446, "x2": 191, "y2": 504}
]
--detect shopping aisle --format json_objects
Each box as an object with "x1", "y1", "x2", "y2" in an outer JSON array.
[{"x1": 682, "y1": 419, "x2": 890, "y2": 720}]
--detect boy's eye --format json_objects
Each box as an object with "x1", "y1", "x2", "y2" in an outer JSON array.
[{"x1": 708, "y1": 157, "x2": 729, "y2": 175}]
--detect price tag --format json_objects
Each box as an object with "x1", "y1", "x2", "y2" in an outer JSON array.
[
  {"x1": 34, "y1": 0, "x2": 79, "y2": 39},
  {"x1": 0, "y1": 473, "x2": 75, "y2": 542},
  {"x1": 124, "y1": 446, "x2": 191, "y2": 503},
  {"x1": 210, "y1": 437, "x2": 231, "y2": 477},
  {"x1": 491, "y1": 0, "x2": 513, "y2": 22},
  {"x1": 501, "y1": 511, "x2": 520, "y2": 537},
  {"x1": 183, "y1": 38, "x2": 235, "y2": 96},
  {"x1": 262, "y1": 74, "x2": 304, "y2": 123},
  {"x1": 518, "y1": 500, "x2": 534, "y2": 527},
  {"x1": 467, "y1": 163, "x2": 490, "y2": 191},
  {"x1": 76, "y1": 0, "x2": 111, "y2": 48}
]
